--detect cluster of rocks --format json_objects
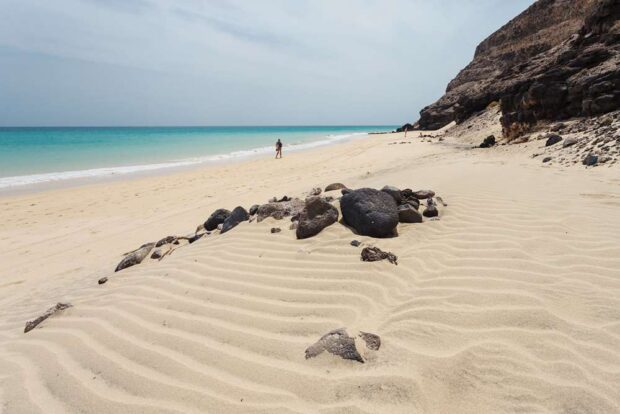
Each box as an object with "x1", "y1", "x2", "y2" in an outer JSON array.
[
  {"x1": 532, "y1": 110, "x2": 620, "y2": 167},
  {"x1": 108, "y1": 183, "x2": 445, "y2": 284}
]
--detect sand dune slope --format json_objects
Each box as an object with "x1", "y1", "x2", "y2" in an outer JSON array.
[{"x1": 1, "y1": 134, "x2": 620, "y2": 413}]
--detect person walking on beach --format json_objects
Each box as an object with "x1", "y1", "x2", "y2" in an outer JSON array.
[{"x1": 275, "y1": 139, "x2": 283, "y2": 159}]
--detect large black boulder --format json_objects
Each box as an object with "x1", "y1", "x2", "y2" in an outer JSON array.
[
  {"x1": 296, "y1": 197, "x2": 339, "y2": 239},
  {"x1": 221, "y1": 206, "x2": 250, "y2": 233},
  {"x1": 204, "y1": 208, "x2": 231, "y2": 231},
  {"x1": 381, "y1": 185, "x2": 402, "y2": 204},
  {"x1": 340, "y1": 188, "x2": 399, "y2": 238}
]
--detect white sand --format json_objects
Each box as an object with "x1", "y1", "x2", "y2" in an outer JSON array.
[{"x1": 1, "y1": 125, "x2": 619, "y2": 413}]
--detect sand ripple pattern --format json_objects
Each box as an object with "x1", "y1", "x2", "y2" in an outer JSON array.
[{"x1": 1, "y1": 185, "x2": 620, "y2": 413}]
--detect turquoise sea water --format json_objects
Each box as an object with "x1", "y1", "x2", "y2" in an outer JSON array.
[{"x1": 0, "y1": 126, "x2": 395, "y2": 189}]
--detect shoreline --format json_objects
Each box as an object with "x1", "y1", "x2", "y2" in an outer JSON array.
[{"x1": 0, "y1": 127, "x2": 392, "y2": 196}]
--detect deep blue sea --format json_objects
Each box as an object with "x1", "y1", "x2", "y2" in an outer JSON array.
[{"x1": 0, "y1": 126, "x2": 395, "y2": 189}]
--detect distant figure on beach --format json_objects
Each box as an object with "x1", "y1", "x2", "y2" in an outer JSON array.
[
  {"x1": 275, "y1": 139, "x2": 283, "y2": 159},
  {"x1": 404, "y1": 126, "x2": 408, "y2": 138}
]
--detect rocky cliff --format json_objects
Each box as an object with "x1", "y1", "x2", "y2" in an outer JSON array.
[{"x1": 413, "y1": 0, "x2": 620, "y2": 138}]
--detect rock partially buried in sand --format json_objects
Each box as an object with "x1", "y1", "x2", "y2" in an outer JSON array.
[
  {"x1": 204, "y1": 209, "x2": 231, "y2": 231},
  {"x1": 309, "y1": 187, "x2": 322, "y2": 196},
  {"x1": 115, "y1": 243, "x2": 155, "y2": 272},
  {"x1": 249, "y1": 204, "x2": 259, "y2": 216},
  {"x1": 361, "y1": 246, "x2": 398, "y2": 265},
  {"x1": 271, "y1": 227, "x2": 281, "y2": 233},
  {"x1": 412, "y1": 190, "x2": 435, "y2": 200},
  {"x1": 257, "y1": 199, "x2": 305, "y2": 222},
  {"x1": 340, "y1": 188, "x2": 399, "y2": 238},
  {"x1": 398, "y1": 204, "x2": 423, "y2": 223},
  {"x1": 543, "y1": 157, "x2": 552, "y2": 163},
  {"x1": 325, "y1": 183, "x2": 347, "y2": 192},
  {"x1": 423, "y1": 198, "x2": 439, "y2": 218},
  {"x1": 24, "y1": 303, "x2": 72, "y2": 333},
  {"x1": 296, "y1": 197, "x2": 339, "y2": 239},
  {"x1": 98, "y1": 277, "x2": 108, "y2": 285},
  {"x1": 350, "y1": 240, "x2": 361, "y2": 247},
  {"x1": 359, "y1": 331, "x2": 381, "y2": 351},
  {"x1": 151, "y1": 249, "x2": 163, "y2": 259},
  {"x1": 156, "y1": 236, "x2": 176, "y2": 247},
  {"x1": 305, "y1": 328, "x2": 364, "y2": 363},
  {"x1": 221, "y1": 206, "x2": 249, "y2": 234},
  {"x1": 563, "y1": 137, "x2": 578, "y2": 148}
]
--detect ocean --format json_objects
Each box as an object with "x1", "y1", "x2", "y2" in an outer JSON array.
[{"x1": 0, "y1": 126, "x2": 395, "y2": 190}]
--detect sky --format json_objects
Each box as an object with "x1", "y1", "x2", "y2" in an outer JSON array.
[{"x1": 0, "y1": 0, "x2": 534, "y2": 126}]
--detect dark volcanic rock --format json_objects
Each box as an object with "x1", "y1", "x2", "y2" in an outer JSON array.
[
  {"x1": 257, "y1": 199, "x2": 305, "y2": 222},
  {"x1": 350, "y1": 240, "x2": 361, "y2": 247},
  {"x1": 411, "y1": 0, "x2": 620, "y2": 139},
  {"x1": 583, "y1": 153, "x2": 599, "y2": 166},
  {"x1": 204, "y1": 209, "x2": 231, "y2": 231},
  {"x1": 249, "y1": 204, "x2": 259, "y2": 216},
  {"x1": 221, "y1": 206, "x2": 249, "y2": 234},
  {"x1": 296, "y1": 197, "x2": 339, "y2": 239},
  {"x1": 479, "y1": 135, "x2": 496, "y2": 148},
  {"x1": 543, "y1": 156, "x2": 553, "y2": 163},
  {"x1": 423, "y1": 198, "x2": 439, "y2": 218},
  {"x1": 545, "y1": 134, "x2": 563, "y2": 146},
  {"x1": 325, "y1": 183, "x2": 348, "y2": 192},
  {"x1": 271, "y1": 227, "x2": 281, "y2": 233},
  {"x1": 340, "y1": 188, "x2": 399, "y2": 238},
  {"x1": 398, "y1": 204, "x2": 423, "y2": 223},
  {"x1": 381, "y1": 185, "x2": 402, "y2": 203}
]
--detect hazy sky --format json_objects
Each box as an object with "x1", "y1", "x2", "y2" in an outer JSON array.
[{"x1": 0, "y1": 0, "x2": 534, "y2": 126}]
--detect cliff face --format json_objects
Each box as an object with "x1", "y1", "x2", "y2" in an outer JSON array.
[{"x1": 414, "y1": 0, "x2": 620, "y2": 138}]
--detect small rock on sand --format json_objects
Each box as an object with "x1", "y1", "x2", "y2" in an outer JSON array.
[
  {"x1": 24, "y1": 303, "x2": 72, "y2": 333},
  {"x1": 361, "y1": 247, "x2": 398, "y2": 265},
  {"x1": 325, "y1": 183, "x2": 347, "y2": 192},
  {"x1": 305, "y1": 328, "x2": 364, "y2": 363},
  {"x1": 359, "y1": 331, "x2": 381, "y2": 351},
  {"x1": 545, "y1": 134, "x2": 563, "y2": 147},
  {"x1": 115, "y1": 243, "x2": 155, "y2": 272}
]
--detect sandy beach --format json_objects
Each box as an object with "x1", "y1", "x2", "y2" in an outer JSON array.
[{"x1": 1, "y1": 123, "x2": 619, "y2": 413}]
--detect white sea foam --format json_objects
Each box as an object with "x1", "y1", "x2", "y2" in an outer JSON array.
[{"x1": 0, "y1": 131, "x2": 369, "y2": 189}]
